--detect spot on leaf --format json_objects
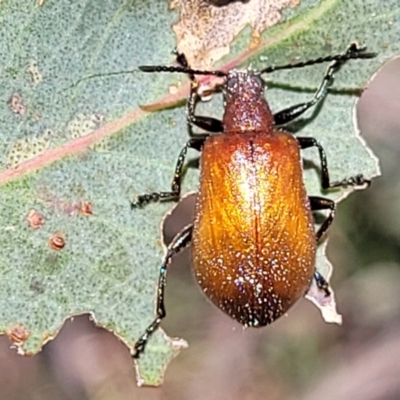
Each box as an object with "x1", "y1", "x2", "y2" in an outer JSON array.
[{"x1": 7, "y1": 92, "x2": 26, "y2": 115}]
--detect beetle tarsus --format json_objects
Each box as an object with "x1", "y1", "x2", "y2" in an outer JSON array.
[
  {"x1": 131, "y1": 137, "x2": 207, "y2": 209},
  {"x1": 330, "y1": 174, "x2": 371, "y2": 189},
  {"x1": 131, "y1": 192, "x2": 178, "y2": 208},
  {"x1": 132, "y1": 318, "x2": 161, "y2": 359},
  {"x1": 314, "y1": 271, "x2": 331, "y2": 297}
]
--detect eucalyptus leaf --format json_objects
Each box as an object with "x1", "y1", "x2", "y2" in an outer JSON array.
[{"x1": 0, "y1": 0, "x2": 398, "y2": 386}]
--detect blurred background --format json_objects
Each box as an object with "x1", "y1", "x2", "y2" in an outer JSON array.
[{"x1": 1, "y1": 58, "x2": 400, "y2": 400}]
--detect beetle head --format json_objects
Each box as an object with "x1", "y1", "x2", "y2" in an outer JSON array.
[{"x1": 223, "y1": 70, "x2": 265, "y2": 104}]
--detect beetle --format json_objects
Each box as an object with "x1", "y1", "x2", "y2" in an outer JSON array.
[{"x1": 131, "y1": 43, "x2": 376, "y2": 357}]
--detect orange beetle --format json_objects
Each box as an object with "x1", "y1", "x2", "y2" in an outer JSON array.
[{"x1": 132, "y1": 43, "x2": 375, "y2": 357}]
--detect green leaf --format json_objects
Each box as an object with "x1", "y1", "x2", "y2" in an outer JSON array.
[{"x1": 0, "y1": 0, "x2": 398, "y2": 386}]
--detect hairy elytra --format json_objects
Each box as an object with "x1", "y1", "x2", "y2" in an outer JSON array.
[{"x1": 131, "y1": 44, "x2": 376, "y2": 357}]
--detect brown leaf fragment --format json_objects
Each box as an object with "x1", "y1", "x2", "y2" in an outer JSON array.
[{"x1": 171, "y1": 0, "x2": 300, "y2": 69}]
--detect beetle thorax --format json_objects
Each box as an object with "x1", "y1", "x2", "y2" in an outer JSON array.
[{"x1": 222, "y1": 70, "x2": 274, "y2": 134}]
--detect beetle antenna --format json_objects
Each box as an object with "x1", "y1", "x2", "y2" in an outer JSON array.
[
  {"x1": 259, "y1": 43, "x2": 377, "y2": 74},
  {"x1": 70, "y1": 64, "x2": 226, "y2": 89},
  {"x1": 139, "y1": 65, "x2": 227, "y2": 77},
  {"x1": 70, "y1": 69, "x2": 140, "y2": 88}
]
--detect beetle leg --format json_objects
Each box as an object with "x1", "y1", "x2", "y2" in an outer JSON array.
[
  {"x1": 309, "y1": 196, "x2": 335, "y2": 296},
  {"x1": 132, "y1": 224, "x2": 193, "y2": 358},
  {"x1": 298, "y1": 137, "x2": 371, "y2": 190},
  {"x1": 309, "y1": 196, "x2": 336, "y2": 243},
  {"x1": 272, "y1": 53, "x2": 352, "y2": 126},
  {"x1": 186, "y1": 78, "x2": 223, "y2": 133},
  {"x1": 131, "y1": 136, "x2": 207, "y2": 208},
  {"x1": 190, "y1": 115, "x2": 224, "y2": 133},
  {"x1": 313, "y1": 271, "x2": 331, "y2": 296},
  {"x1": 175, "y1": 50, "x2": 224, "y2": 134}
]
